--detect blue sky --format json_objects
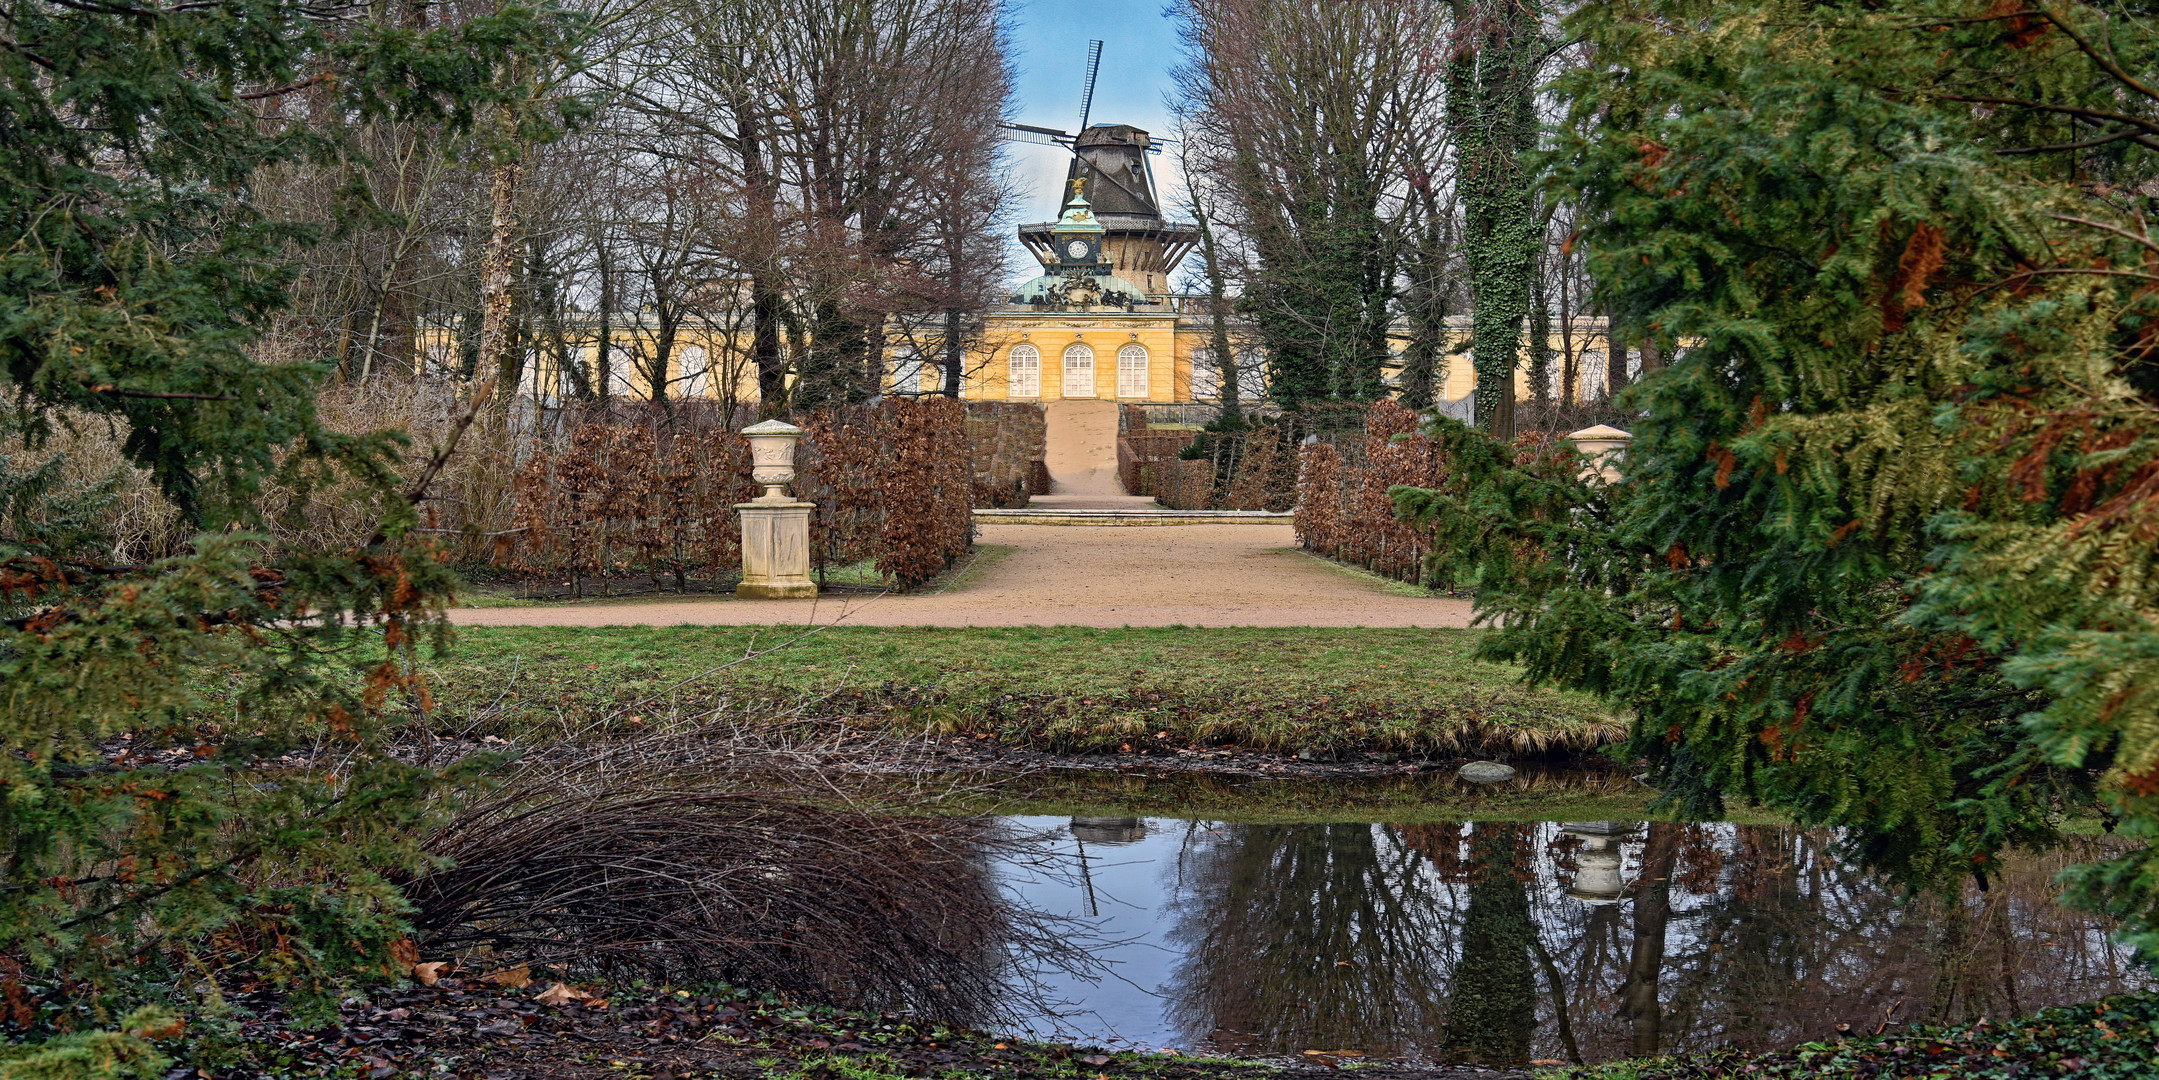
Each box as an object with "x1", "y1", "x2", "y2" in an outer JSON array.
[{"x1": 1001, "y1": 0, "x2": 1187, "y2": 282}]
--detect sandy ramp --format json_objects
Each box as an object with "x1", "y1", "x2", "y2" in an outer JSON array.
[{"x1": 1040, "y1": 398, "x2": 1123, "y2": 495}]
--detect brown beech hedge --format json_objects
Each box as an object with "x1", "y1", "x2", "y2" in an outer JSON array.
[{"x1": 507, "y1": 399, "x2": 975, "y2": 593}]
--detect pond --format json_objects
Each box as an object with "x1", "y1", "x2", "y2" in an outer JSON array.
[{"x1": 992, "y1": 809, "x2": 2150, "y2": 1067}]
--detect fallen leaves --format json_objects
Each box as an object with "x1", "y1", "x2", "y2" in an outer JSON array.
[
  {"x1": 534, "y1": 982, "x2": 594, "y2": 1007},
  {"x1": 481, "y1": 965, "x2": 532, "y2": 989},
  {"x1": 411, "y1": 961, "x2": 450, "y2": 986}
]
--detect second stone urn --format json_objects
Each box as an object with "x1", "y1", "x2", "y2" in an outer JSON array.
[{"x1": 736, "y1": 419, "x2": 817, "y2": 599}]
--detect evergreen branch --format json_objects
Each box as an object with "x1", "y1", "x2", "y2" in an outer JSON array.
[
  {"x1": 88, "y1": 386, "x2": 236, "y2": 401},
  {"x1": 2033, "y1": 5, "x2": 2159, "y2": 109},
  {"x1": 2050, "y1": 214, "x2": 2159, "y2": 254},
  {"x1": 50, "y1": 849, "x2": 259, "y2": 933},
  {"x1": 38, "y1": 0, "x2": 157, "y2": 17},
  {"x1": 2013, "y1": 267, "x2": 2159, "y2": 285},
  {"x1": 1936, "y1": 95, "x2": 2159, "y2": 140},
  {"x1": 1995, "y1": 128, "x2": 2159, "y2": 155},
  {"x1": 236, "y1": 73, "x2": 333, "y2": 101},
  {"x1": 0, "y1": 35, "x2": 58, "y2": 70}
]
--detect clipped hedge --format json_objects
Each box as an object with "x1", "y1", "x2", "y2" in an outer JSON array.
[
  {"x1": 506, "y1": 399, "x2": 974, "y2": 593},
  {"x1": 1295, "y1": 399, "x2": 1449, "y2": 585}
]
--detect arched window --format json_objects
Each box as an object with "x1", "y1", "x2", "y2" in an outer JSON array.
[
  {"x1": 678, "y1": 345, "x2": 710, "y2": 397},
  {"x1": 1007, "y1": 344, "x2": 1040, "y2": 397},
  {"x1": 1189, "y1": 347, "x2": 1219, "y2": 402},
  {"x1": 1063, "y1": 343, "x2": 1095, "y2": 397},
  {"x1": 890, "y1": 346, "x2": 921, "y2": 395},
  {"x1": 1116, "y1": 344, "x2": 1149, "y2": 398},
  {"x1": 604, "y1": 344, "x2": 639, "y2": 399}
]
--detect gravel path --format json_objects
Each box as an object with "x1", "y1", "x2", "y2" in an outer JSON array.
[{"x1": 448, "y1": 523, "x2": 1475, "y2": 628}]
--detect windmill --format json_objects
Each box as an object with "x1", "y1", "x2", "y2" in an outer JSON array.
[
  {"x1": 1000, "y1": 41, "x2": 1197, "y2": 296},
  {"x1": 996, "y1": 41, "x2": 1164, "y2": 156}
]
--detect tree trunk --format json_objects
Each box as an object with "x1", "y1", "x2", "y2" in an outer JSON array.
[
  {"x1": 1447, "y1": 0, "x2": 1540, "y2": 445},
  {"x1": 595, "y1": 239, "x2": 615, "y2": 410},
  {"x1": 739, "y1": 107, "x2": 789, "y2": 415},
  {"x1": 480, "y1": 155, "x2": 524, "y2": 412},
  {"x1": 1530, "y1": 256, "x2": 1553, "y2": 405},
  {"x1": 1620, "y1": 822, "x2": 1680, "y2": 1059},
  {"x1": 1607, "y1": 323, "x2": 1630, "y2": 401},
  {"x1": 1193, "y1": 194, "x2": 1242, "y2": 424},
  {"x1": 1559, "y1": 261, "x2": 1578, "y2": 404},
  {"x1": 941, "y1": 307, "x2": 964, "y2": 398}
]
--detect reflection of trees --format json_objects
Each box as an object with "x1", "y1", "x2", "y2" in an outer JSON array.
[
  {"x1": 1159, "y1": 824, "x2": 1455, "y2": 1056},
  {"x1": 1616, "y1": 823, "x2": 1679, "y2": 1057},
  {"x1": 1554, "y1": 827, "x2": 2151, "y2": 1062},
  {"x1": 1136, "y1": 819, "x2": 2147, "y2": 1065},
  {"x1": 1436, "y1": 823, "x2": 1539, "y2": 1066}
]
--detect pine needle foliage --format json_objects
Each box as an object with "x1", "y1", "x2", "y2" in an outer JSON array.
[
  {"x1": 0, "y1": 0, "x2": 583, "y2": 1047},
  {"x1": 1395, "y1": 0, "x2": 2159, "y2": 949}
]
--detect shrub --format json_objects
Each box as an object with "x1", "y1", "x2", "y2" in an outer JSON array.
[
  {"x1": 1389, "y1": 0, "x2": 2159, "y2": 952},
  {"x1": 1295, "y1": 400, "x2": 1449, "y2": 584}
]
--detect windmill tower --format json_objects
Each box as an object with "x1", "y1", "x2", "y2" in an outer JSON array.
[{"x1": 1006, "y1": 45, "x2": 1198, "y2": 297}]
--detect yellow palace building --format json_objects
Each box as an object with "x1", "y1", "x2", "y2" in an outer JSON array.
[
  {"x1": 965, "y1": 125, "x2": 1208, "y2": 407},
  {"x1": 956, "y1": 125, "x2": 1542, "y2": 413},
  {"x1": 471, "y1": 123, "x2": 1609, "y2": 414}
]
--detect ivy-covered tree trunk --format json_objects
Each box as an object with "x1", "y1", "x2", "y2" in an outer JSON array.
[
  {"x1": 1447, "y1": 0, "x2": 1543, "y2": 441},
  {"x1": 1617, "y1": 823, "x2": 1679, "y2": 1057},
  {"x1": 1437, "y1": 823, "x2": 1538, "y2": 1066}
]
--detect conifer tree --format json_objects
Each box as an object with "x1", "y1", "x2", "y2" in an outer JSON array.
[
  {"x1": 0, "y1": 0, "x2": 583, "y2": 1046},
  {"x1": 1395, "y1": 0, "x2": 2159, "y2": 948}
]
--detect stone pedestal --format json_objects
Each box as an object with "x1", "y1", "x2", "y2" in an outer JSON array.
[{"x1": 735, "y1": 500, "x2": 817, "y2": 599}]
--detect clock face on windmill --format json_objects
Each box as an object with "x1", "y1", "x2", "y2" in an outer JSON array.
[{"x1": 1064, "y1": 239, "x2": 1093, "y2": 263}]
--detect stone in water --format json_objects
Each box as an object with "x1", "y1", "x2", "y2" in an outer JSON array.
[{"x1": 1457, "y1": 761, "x2": 1516, "y2": 784}]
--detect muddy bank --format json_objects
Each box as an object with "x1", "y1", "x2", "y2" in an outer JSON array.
[{"x1": 187, "y1": 977, "x2": 1530, "y2": 1080}]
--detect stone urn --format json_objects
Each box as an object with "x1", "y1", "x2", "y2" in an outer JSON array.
[
  {"x1": 742, "y1": 419, "x2": 803, "y2": 502},
  {"x1": 735, "y1": 419, "x2": 816, "y2": 599},
  {"x1": 1567, "y1": 425, "x2": 1632, "y2": 484}
]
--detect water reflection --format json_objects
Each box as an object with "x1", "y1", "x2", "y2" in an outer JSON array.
[{"x1": 1003, "y1": 818, "x2": 2149, "y2": 1063}]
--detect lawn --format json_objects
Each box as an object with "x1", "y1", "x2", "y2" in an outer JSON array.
[{"x1": 414, "y1": 625, "x2": 1621, "y2": 757}]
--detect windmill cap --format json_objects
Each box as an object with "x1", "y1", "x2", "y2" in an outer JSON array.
[{"x1": 1076, "y1": 124, "x2": 1151, "y2": 147}]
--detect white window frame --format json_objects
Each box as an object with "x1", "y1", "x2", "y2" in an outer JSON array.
[
  {"x1": 1007, "y1": 344, "x2": 1040, "y2": 397},
  {"x1": 1116, "y1": 344, "x2": 1149, "y2": 398},
  {"x1": 1189, "y1": 347, "x2": 1220, "y2": 402},
  {"x1": 678, "y1": 344, "x2": 710, "y2": 398},
  {"x1": 891, "y1": 347, "x2": 922, "y2": 395},
  {"x1": 605, "y1": 344, "x2": 639, "y2": 399},
  {"x1": 1063, "y1": 343, "x2": 1095, "y2": 397}
]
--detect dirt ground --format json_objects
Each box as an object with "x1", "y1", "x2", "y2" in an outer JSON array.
[{"x1": 448, "y1": 523, "x2": 1475, "y2": 629}]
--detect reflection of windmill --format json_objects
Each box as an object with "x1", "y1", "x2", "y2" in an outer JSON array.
[{"x1": 997, "y1": 42, "x2": 1197, "y2": 297}]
